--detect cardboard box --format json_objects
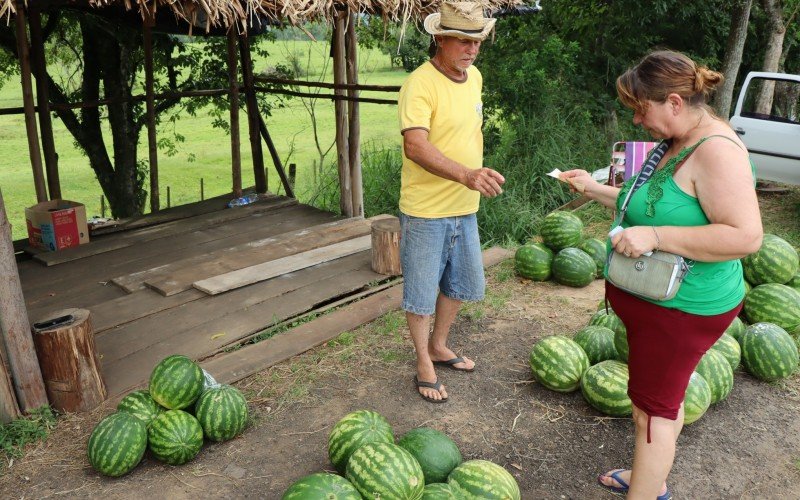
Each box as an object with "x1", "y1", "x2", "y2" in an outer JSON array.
[{"x1": 25, "y1": 200, "x2": 90, "y2": 251}]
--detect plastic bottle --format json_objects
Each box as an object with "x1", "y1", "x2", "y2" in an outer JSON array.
[{"x1": 227, "y1": 193, "x2": 259, "y2": 208}]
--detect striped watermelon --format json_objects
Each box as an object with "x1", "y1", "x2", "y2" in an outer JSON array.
[
  {"x1": 787, "y1": 272, "x2": 800, "y2": 292},
  {"x1": 514, "y1": 242, "x2": 554, "y2": 281},
  {"x1": 744, "y1": 279, "x2": 752, "y2": 295},
  {"x1": 740, "y1": 322, "x2": 799, "y2": 381},
  {"x1": 573, "y1": 325, "x2": 618, "y2": 365},
  {"x1": 589, "y1": 309, "x2": 626, "y2": 338},
  {"x1": 613, "y1": 326, "x2": 629, "y2": 363},
  {"x1": 742, "y1": 234, "x2": 799, "y2": 285},
  {"x1": 694, "y1": 349, "x2": 734, "y2": 404},
  {"x1": 540, "y1": 211, "x2": 583, "y2": 251},
  {"x1": 529, "y1": 336, "x2": 589, "y2": 392},
  {"x1": 345, "y1": 442, "x2": 424, "y2": 500},
  {"x1": 87, "y1": 412, "x2": 147, "y2": 477},
  {"x1": 447, "y1": 460, "x2": 521, "y2": 500},
  {"x1": 683, "y1": 371, "x2": 711, "y2": 425},
  {"x1": 580, "y1": 360, "x2": 632, "y2": 417},
  {"x1": 725, "y1": 316, "x2": 747, "y2": 344},
  {"x1": 744, "y1": 283, "x2": 800, "y2": 333},
  {"x1": 579, "y1": 238, "x2": 607, "y2": 276},
  {"x1": 710, "y1": 333, "x2": 742, "y2": 371},
  {"x1": 148, "y1": 410, "x2": 204, "y2": 465},
  {"x1": 194, "y1": 385, "x2": 248, "y2": 442},
  {"x1": 149, "y1": 355, "x2": 204, "y2": 410},
  {"x1": 117, "y1": 390, "x2": 164, "y2": 427},
  {"x1": 397, "y1": 427, "x2": 462, "y2": 484},
  {"x1": 328, "y1": 410, "x2": 394, "y2": 473},
  {"x1": 282, "y1": 473, "x2": 361, "y2": 499},
  {"x1": 596, "y1": 300, "x2": 615, "y2": 313},
  {"x1": 552, "y1": 248, "x2": 596, "y2": 287},
  {"x1": 422, "y1": 482, "x2": 458, "y2": 499}
]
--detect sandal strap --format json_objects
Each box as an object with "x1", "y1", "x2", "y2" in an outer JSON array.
[
  {"x1": 609, "y1": 470, "x2": 630, "y2": 489},
  {"x1": 414, "y1": 377, "x2": 442, "y2": 391}
]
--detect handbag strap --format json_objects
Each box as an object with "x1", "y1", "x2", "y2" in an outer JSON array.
[{"x1": 613, "y1": 141, "x2": 669, "y2": 227}]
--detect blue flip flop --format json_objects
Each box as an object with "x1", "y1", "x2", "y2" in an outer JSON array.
[{"x1": 597, "y1": 469, "x2": 672, "y2": 500}]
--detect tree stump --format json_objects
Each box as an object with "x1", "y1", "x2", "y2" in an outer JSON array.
[
  {"x1": 371, "y1": 217, "x2": 402, "y2": 276},
  {"x1": 32, "y1": 308, "x2": 107, "y2": 412}
]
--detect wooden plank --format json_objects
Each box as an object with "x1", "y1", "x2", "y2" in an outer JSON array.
[
  {"x1": 142, "y1": 215, "x2": 387, "y2": 297},
  {"x1": 200, "y1": 246, "x2": 513, "y2": 385},
  {"x1": 27, "y1": 283, "x2": 127, "y2": 326},
  {"x1": 193, "y1": 235, "x2": 372, "y2": 295},
  {"x1": 100, "y1": 253, "x2": 381, "y2": 396},
  {"x1": 90, "y1": 288, "x2": 206, "y2": 334},
  {"x1": 32, "y1": 196, "x2": 297, "y2": 266}
]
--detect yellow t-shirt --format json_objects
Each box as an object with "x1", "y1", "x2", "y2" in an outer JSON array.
[{"x1": 398, "y1": 61, "x2": 484, "y2": 218}]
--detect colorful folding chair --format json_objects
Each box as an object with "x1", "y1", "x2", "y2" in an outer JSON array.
[{"x1": 607, "y1": 141, "x2": 660, "y2": 186}]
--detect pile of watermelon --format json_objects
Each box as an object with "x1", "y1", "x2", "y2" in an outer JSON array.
[
  {"x1": 87, "y1": 354, "x2": 248, "y2": 477},
  {"x1": 514, "y1": 211, "x2": 600, "y2": 288},
  {"x1": 282, "y1": 409, "x2": 521, "y2": 499}
]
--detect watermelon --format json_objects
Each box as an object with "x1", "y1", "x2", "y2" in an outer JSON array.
[
  {"x1": 149, "y1": 355, "x2": 204, "y2": 410},
  {"x1": 345, "y1": 442, "x2": 424, "y2": 500},
  {"x1": 282, "y1": 472, "x2": 361, "y2": 500},
  {"x1": 579, "y1": 238, "x2": 607, "y2": 276},
  {"x1": 422, "y1": 482, "x2": 458, "y2": 499},
  {"x1": 552, "y1": 248, "x2": 596, "y2": 287},
  {"x1": 580, "y1": 360, "x2": 632, "y2": 417},
  {"x1": 742, "y1": 234, "x2": 799, "y2": 285},
  {"x1": 744, "y1": 283, "x2": 800, "y2": 333},
  {"x1": 87, "y1": 412, "x2": 147, "y2": 477},
  {"x1": 786, "y1": 272, "x2": 800, "y2": 292},
  {"x1": 573, "y1": 325, "x2": 618, "y2": 365},
  {"x1": 744, "y1": 279, "x2": 752, "y2": 295},
  {"x1": 683, "y1": 371, "x2": 711, "y2": 425},
  {"x1": 740, "y1": 322, "x2": 799, "y2": 381},
  {"x1": 117, "y1": 390, "x2": 164, "y2": 427},
  {"x1": 148, "y1": 410, "x2": 204, "y2": 465},
  {"x1": 397, "y1": 427, "x2": 462, "y2": 484},
  {"x1": 596, "y1": 300, "x2": 614, "y2": 313},
  {"x1": 529, "y1": 336, "x2": 589, "y2": 392},
  {"x1": 448, "y1": 460, "x2": 521, "y2": 500},
  {"x1": 694, "y1": 349, "x2": 734, "y2": 404},
  {"x1": 540, "y1": 211, "x2": 583, "y2": 251},
  {"x1": 710, "y1": 332, "x2": 741, "y2": 371},
  {"x1": 194, "y1": 385, "x2": 248, "y2": 442},
  {"x1": 725, "y1": 316, "x2": 747, "y2": 344},
  {"x1": 613, "y1": 326, "x2": 629, "y2": 363},
  {"x1": 514, "y1": 242, "x2": 554, "y2": 281},
  {"x1": 328, "y1": 410, "x2": 394, "y2": 473},
  {"x1": 589, "y1": 309, "x2": 626, "y2": 338}
]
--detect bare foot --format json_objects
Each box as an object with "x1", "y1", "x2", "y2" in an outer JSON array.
[
  {"x1": 598, "y1": 469, "x2": 668, "y2": 497},
  {"x1": 429, "y1": 346, "x2": 475, "y2": 371}
]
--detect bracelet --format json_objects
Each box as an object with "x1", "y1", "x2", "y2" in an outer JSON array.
[{"x1": 651, "y1": 226, "x2": 661, "y2": 251}]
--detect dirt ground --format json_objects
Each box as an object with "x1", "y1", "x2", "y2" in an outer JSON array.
[{"x1": 1, "y1": 259, "x2": 799, "y2": 499}]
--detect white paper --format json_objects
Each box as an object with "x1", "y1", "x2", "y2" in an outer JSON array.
[{"x1": 547, "y1": 168, "x2": 564, "y2": 180}]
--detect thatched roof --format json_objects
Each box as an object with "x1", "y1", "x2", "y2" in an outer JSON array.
[{"x1": 2, "y1": 0, "x2": 529, "y2": 33}]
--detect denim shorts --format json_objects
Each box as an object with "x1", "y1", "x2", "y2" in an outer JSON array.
[{"x1": 399, "y1": 212, "x2": 485, "y2": 315}]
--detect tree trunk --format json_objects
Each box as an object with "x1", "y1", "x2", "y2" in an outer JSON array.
[
  {"x1": 714, "y1": 0, "x2": 753, "y2": 118},
  {"x1": 755, "y1": 0, "x2": 786, "y2": 114}
]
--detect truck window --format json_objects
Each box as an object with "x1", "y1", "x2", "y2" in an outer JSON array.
[{"x1": 739, "y1": 77, "x2": 800, "y2": 124}]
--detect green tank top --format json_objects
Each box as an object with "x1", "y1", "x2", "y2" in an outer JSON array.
[{"x1": 605, "y1": 137, "x2": 747, "y2": 315}]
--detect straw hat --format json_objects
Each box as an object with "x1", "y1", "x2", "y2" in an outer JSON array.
[{"x1": 423, "y1": 1, "x2": 497, "y2": 41}]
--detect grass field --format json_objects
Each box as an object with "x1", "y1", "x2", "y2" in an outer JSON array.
[{"x1": 0, "y1": 39, "x2": 407, "y2": 240}]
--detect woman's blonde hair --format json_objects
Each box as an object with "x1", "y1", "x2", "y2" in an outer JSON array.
[{"x1": 616, "y1": 50, "x2": 723, "y2": 115}]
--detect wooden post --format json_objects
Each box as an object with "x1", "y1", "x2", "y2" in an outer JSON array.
[
  {"x1": 28, "y1": 5, "x2": 60, "y2": 200},
  {"x1": 0, "y1": 188, "x2": 48, "y2": 412},
  {"x1": 332, "y1": 12, "x2": 352, "y2": 217},
  {"x1": 31, "y1": 308, "x2": 106, "y2": 412},
  {"x1": 0, "y1": 190, "x2": 21, "y2": 422},
  {"x1": 143, "y1": 15, "x2": 160, "y2": 213},
  {"x1": 257, "y1": 115, "x2": 294, "y2": 198},
  {"x1": 238, "y1": 33, "x2": 267, "y2": 194},
  {"x1": 346, "y1": 12, "x2": 363, "y2": 218},
  {"x1": 227, "y1": 28, "x2": 242, "y2": 198},
  {"x1": 371, "y1": 217, "x2": 402, "y2": 275},
  {"x1": 15, "y1": 0, "x2": 47, "y2": 202}
]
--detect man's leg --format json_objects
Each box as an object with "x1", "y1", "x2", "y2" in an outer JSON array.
[
  {"x1": 407, "y1": 312, "x2": 447, "y2": 401},
  {"x1": 429, "y1": 293, "x2": 474, "y2": 370}
]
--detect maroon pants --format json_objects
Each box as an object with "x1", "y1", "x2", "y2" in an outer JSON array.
[{"x1": 605, "y1": 282, "x2": 742, "y2": 421}]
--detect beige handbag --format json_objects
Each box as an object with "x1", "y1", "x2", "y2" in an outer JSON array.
[{"x1": 606, "y1": 141, "x2": 691, "y2": 301}]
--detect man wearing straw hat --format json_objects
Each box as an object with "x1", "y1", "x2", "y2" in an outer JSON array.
[{"x1": 398, "y1": 1, "x2": 505, "y2": 403}]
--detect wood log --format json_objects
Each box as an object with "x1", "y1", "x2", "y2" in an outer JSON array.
[
  {"x1": 32, "y1": 308, "x2": 107, "y2": 412},
  {"x1": 371, "y1": 217, "x2": 402, "y2": 275}
]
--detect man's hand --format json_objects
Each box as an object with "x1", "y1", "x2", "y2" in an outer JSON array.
[{"x1": 464, "y1": 168, "x2": 506, "y2": 197}]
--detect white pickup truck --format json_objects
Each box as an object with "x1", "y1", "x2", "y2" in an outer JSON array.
[{"x1": 729, "y1": 71, "x2": 800, "y2": 185}]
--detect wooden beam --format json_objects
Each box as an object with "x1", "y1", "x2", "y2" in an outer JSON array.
[
  {"x1": 28, "y1": 6, "x2": 60, "y2": 200},
  {"x1": 226, "y1": 28, "x2": 242, "y2": 198},
  {"x1": 346, "y1": 12, "x2": 363, "y2": 218},
  {"x1": 0, "y1": 189, "x2": 47, "y2": 412},
  {"x1": 143, "y1": 17, "x2": 160, "y2": 213},
  {"x1": 257, "y1": 115, "x2": 294, "y2": 198},
  {"x1": 332, "y1": 12, "x2": 352, "y2": 217},
  {"x1": 253, "y1": 76, "x2": 401, "y2": 93},
  {"x1": 15, "y1": 1, "x2": 47, "y2": 202},
  {"x1": 238, "y1": 33, "x2": 267, "y2": 194}
]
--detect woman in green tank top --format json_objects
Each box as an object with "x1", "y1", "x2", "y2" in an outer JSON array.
[{"x1": 561, "y1": 50, "x2": 763, "y2": 499}]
